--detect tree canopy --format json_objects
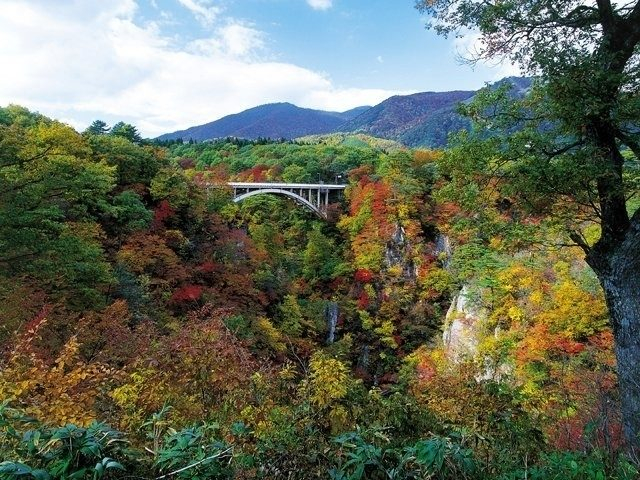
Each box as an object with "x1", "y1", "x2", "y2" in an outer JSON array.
[{"x1": 417, "y1": 0, "x2": 640, "y2": 453}]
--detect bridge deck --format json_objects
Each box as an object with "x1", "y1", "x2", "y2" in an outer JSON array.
[{"x1": 228, "y1": 182, "x2": 346, "y2": 190}]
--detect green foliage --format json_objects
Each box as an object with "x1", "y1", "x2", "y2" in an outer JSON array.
[
  {"x1": 302, "y1": 225, "x2": 341, "y2": 282},
  {"x1": 278, "y1": 294, "x2": 304, "y2": 337},
  {"x1": 109, "y1": 122, "x2": 142, "y2": 144},
  {"x1": 84, "y1": 120, "x2": 109, "y2": 136},
  {"x1": 329, "y1": 430, "x2": 476, "y2": 480},
  {"x1": 0, "y1": 106, "x2": 634, "y2": 480},
  {"x1": 154, "y1": 425, "x2": 233, "y2": 480},
  {"x1": 508, "y1": 451, "x2": 638, "y2": 480},
  {"x1": 108, "y1": 191, "x2": 152, "y2": 233},
  {"x1": 0, "y1": 114, "x2": 116, "y2": 305},
  {"x1": 0, "y1": 404, "x2": 127, "y2": 480},
  {"x1": 88, "y1": 134, "x2": 161, "y2": 186}
]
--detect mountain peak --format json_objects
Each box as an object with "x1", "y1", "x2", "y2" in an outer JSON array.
[{"x1": 157, "y1": 102, "x2": 370, "y2": 142}]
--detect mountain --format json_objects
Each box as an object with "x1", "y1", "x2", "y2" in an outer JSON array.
[
  {"x1": 157, "y1": 103, "x2": 371, "y2": 142},
  {"x1": 337, "y1": 106, "x2": 372, "y2": 121},
  {"x1": 158, "y1": 77, "x2": 531, "y2": 147},
  {"x1": 338, "y1": 77, "x2": 531, "y2": 147},
  {"x1": 337, "y1": 90, "x2": 476, "y2": 147}
]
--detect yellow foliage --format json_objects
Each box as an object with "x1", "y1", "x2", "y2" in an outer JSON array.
[
  {"x1": 278, "y1": 363, "x2": 297, "y2": 382},
  {"x1": 508, "y1": 306, "x2": 525, "y2": 322},
  {"x1": 419, "y1": 268, "x2": 454, "y2": 298},
  {"x1": 360, "y1": 310, "x2": 374, "y2": 330},
  {"x1": 539, "y1": 280, "x2": 608, "y2": 339},
  {"x1": 328, "y1": 405, "x2": 350, "y2": 434},
  {"x1": 386, "y1": 264, "x2": 403, "y2": 278},
  {"x1": 110, "y1": 368, "x2": 164, "y2": 429},
  {"x1": 253, "y1": 316, "x2": 286, "y2": 352},
  {"x1": 374, "y1": 321, "x2": 397, "y2": 348},
  {"x1": 397, "y1": 203, "x2": 411, "y2": 222},
  {"x1": 530, "y1": 290, "x2": 544, "y2": 305},
  {"x1": 489, "y1": 236, "x2": 503, "y2": 250},
  {"x1": 306, "y1": 353, "x2": 349, "y2": 409},
  {"x1": 364, "y1": 283, "x2": 376, "y2": 297},
  {"x1": 0, "y1": 336, "x2": 112, "y2": 426}
]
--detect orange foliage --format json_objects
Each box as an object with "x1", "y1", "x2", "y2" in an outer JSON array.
[
  {"x1": 0, "y1": 307, "x2": 112, "y2": 426},
  {"x1": 116, "y1": 232, "x2": 188, "y2": 286},
  {"x1": 236, "y1": 164, "x2": 270, "y2": 182},
  {"x1": 354, "y1": 268, "x2": 374, "y2": 283}
]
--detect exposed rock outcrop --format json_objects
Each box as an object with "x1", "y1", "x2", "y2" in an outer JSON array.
[{"x1": 443, "y1": 285, "x2": 486, "y2": 361}]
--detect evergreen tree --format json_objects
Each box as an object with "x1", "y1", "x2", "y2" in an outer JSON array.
[
  {"x1": 110, "y1": 121, "x2": 143, "y2": 144},
  {"x1": 84, "y1": 119, "x2": 109, "y2": 135}
]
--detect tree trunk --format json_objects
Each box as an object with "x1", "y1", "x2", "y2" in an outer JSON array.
[{"x1": 588, "y1": 218, "x2": 640, "y2": 458}]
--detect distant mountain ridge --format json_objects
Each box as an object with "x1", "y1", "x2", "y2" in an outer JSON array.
[
  {"x1": 157, "y1": 103, "x2": 370, "y2": 143},
  {"x1": 158, "y1": 77, "x2": 531, "y2": 147},
  {"x1": 338, "y1": 90, "x2": 476, "y2": 148}
]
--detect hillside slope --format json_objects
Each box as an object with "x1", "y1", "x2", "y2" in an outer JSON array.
[{"x1": 157, "y1": 103, "x2": 369, "y2": 142}]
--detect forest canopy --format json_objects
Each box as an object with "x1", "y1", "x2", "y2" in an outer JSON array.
[{"x1": 0, "y1": 100, "x2": 635, "y2": 478}]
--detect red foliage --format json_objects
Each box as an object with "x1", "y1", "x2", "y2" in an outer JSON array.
[
  {"x1": 76, "y1": 300, "x2": 156, "y2": 367},
  {"x1": 589, "y1": 330, "x2": 614, "y2": 350},
  {"x1": 355, "y1": 268, "x2": 374, "y2": 283},
  {"x1": 370, "y1": 182, "x2": 391, "y2": 221},
  {"x1": 198, "y1": 261, "x2": 218, "y2": 274},
  {"x1": 550, "y1": 400, "x2": 623, "y2": 452},
  {"x1": 432, "y1": 200, "x2": 462, "y2": 224},
  {"x1": 347, "y1": 165, "x2": 373, "y2": 183},
  {"x1": 152, "y1": 200, "x2": 175, "y2": 229},
  {"x1": 553, "y1": 338, "x2": 586, "y2": 355},
  {"x1": 237, "y1": 164, "x2": 270, "y2": 182},
  {"x1": 357, "y1": 291, "x2": 370, "y2": 310},
  {"x1": 354, "y1": 366, "x2": 372, "y2": 382},
  {"x1": 171, "y1": 284, "x2": 204, "y2": 303},
  {"x1": 328, "y1": 277, "x2": 346, "y2": 292},
  {"x1": 21, "y1": 304, "x2": 52, "y2": 341},
  {"x1": 12, "y1": 304, "x2": 53, "y2": 358}
]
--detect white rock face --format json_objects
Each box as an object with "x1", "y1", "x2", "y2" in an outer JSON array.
[
  {"x1": 384, "y1": 224, "x2": 416, "y2": 280},
  {"x1": 443, "y1": 285, "x2": 485, "y2": 361},
  {"x1": 443, "y1": 285, "x2": 513, "y2": 380}
]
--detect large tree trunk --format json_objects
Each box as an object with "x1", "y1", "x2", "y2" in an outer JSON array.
[{"x1": 588, "y1": 219, "x2": 640, "y2": 458}]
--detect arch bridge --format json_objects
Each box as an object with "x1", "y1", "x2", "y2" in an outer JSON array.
[{"x1": 228, "y1": 182, "x2": 346, "y2": 219}]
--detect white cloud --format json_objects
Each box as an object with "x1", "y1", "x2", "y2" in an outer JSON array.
[
  {"x1": 307, "y1": 0, "x2": 333, "y2": 11},
  {"x1": 187, "y1": 22, "x2": 264, "y2": 58},
  {"x1": 218, "y1": 22, "x2": 265, "y2": 57},
  {"x1": 0, "y1": 1, "x2": 401, "y2": 137},
  {"x1": 177, "y1": 0, "x2": 220, "y2": 26}
]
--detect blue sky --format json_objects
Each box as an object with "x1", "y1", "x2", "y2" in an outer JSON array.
[{"x1": 0, "y1": 0, "x2": 517, "y2": 136}]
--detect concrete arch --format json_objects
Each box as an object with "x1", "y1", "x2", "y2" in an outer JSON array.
[{"x1": 233, "y1": 188, "x2": 324, "y2": 218}]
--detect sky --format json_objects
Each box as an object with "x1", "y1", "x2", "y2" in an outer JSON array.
[{"x1": 0, "y1": 0, "x2": 519, "y2": 137}]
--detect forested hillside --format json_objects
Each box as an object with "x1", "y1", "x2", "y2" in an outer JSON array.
[{"x1": 1, "y1": 103, "x2": 635, "y2": 479}]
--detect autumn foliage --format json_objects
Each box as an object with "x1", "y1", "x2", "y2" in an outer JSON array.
[{"x1": 0, "y1": 108, "x2": 631, "y2": 478}]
